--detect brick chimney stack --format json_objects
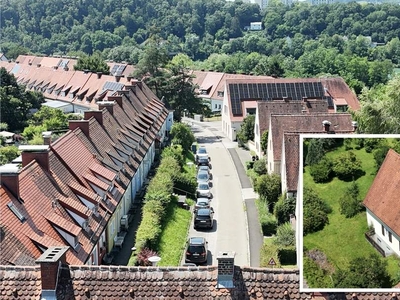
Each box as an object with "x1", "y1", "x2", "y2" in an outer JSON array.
[
  {"x1": 0, "y1": 164, "x2": 21, "y2": 200},
  {"x1": 84, "y1": 110, "x2": 103, "y2": 126},
  {"x1": 322, "y1": 120, "x2": 331, "y2": 132},
  {"x1": 42, "y1": 131, "x2": 52, "y2": 145},
  {"x1": 98, "y1": 101, "x2": 115, "y2": 115},
  {"x1": 19, "y1": 145, "x2": 50, "y2": 172},
  {"x1": 36, "y1": 246, "x2": 69, "y2": 293},
  {"x1": 217, "y1": 251, "x2": 235, "y2": 289},
  {"x1": 69, "y1": 120, "x2": 90, "y2": 137}
]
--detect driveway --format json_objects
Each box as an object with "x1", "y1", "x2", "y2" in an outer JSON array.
[{"x1": 184, "y1": 119, "x2": 253, "y2": 267}]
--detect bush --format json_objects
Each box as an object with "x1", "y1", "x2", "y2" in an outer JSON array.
[
  {"x1": 332, "y1": 151, "x2": 364, "y2": 181},
  {"x1": 344, "y1": 138, "x2": 353, "y2": 150},
  {"x1": 274, "y1": 195, "x2": 296, "y2": 225},
  {"x1": 173, "y1": 173, "x2": 197, "y2": 197},
  {"x1": 278, "y1": 247, "x2": 296, "y2": 265},
  {"x1": 255, "y1": 173, "x2": 281, "y2": 210},
  {"x1": 246, "y1": 168, "x2": 258, "y2": 186},
  {"x1": 161, "y1": 145, "x2": 185, "y2": 169},
  {"x1": 364, "y1": 138, "x2": 383, "y2": 153},
  {"x1": 253, "y1": 159, "x2": 267, "y2": 175},
  {"x1": 246, "y1": 161, "x2": 254, "y2": 170},
  {"x1": 303, "y1": 187, "x2": 330, "y2": 235},
  {"x1": 310, "y1": 156, "x2": 332, "y2": 183},
  {"x1": 372, "y1": 145, "x2": 390, "y2": 170},
  {"x1": 339, "y1": 181, "x2": 363, "y2": 218},
  {"x1": 274, "y1": 222, "x2": 295, "y2": 247},
  {"x1": 136, "y1": 247, "x2": 159, "y2": 266},
  {"x1": 303, "y1": 257, "x2": 333, "y2": 288},
  {"x1": 256, "y1": 199, "x2": 278, "y2": 236}
]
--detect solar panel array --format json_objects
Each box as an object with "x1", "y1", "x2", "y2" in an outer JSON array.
[
  {"x1": 110, "y1": 64, "x2": 126, "y2": 76},
  {"x1": 102, "y1": 81, "x2": 124, "y2": 92},
  {"x1": 58, "y1": 59, "x2": 69, "y2": 69},
  {"x1": 228, "y1": 81, "x2": 327, "y2": 115}
]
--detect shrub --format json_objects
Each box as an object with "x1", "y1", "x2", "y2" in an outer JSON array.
[
  {"x1": 344, "y1": 138, "x2": 353, "y2": 150},
  {"x1": 332, "y1": 151, "x2": 363, "y2": 181},
  {"x1": 303, "y1": 257, "x2": 333, "y2": 288},
  {"x1": 339, "y1": 181, "x2": 363, "y2": 218},
  {"x1": 255, "y1": 173, "x2": 281, "y2": 210},
  {"x1": 303, "y1": 187, "x2": 330, "y2": 235},
  {"x1": 274, "y1": 222, "x2": 295, "y2": 247},
  {"x1": 173, "y1": 173, "x2": 197, "y2": 197},
  {"x1": 274, "y1": 194, "x2": 296, "y2": 225},
  {"x1": 253, "y1": 159, "x2": 267, "y2": 175},
  {"x1": 310, "y1": 156, "x2": 332, "y2": 183},
  {"x1": 246, "y1": 161, "x2": 254, "y2": 170},
  {"x1": 278, "y1": 247, "x2": 296, "y2": 265},
  {"x1": 364, "y1": 138, "x2": 383, "y2": 153},
  {"x1": 372, "y1": 145, "x2": 390, "y2": 170},
  {"x1": 161, "y1": 145, "x2": 185, "y2": 169},
  {"x1": 136, "y1": 247, "x2": 159, "y2": 266},
  {"x1": 256, "y1": 199, "x2": 278, "y2": 236},
  {"x1": 246, "y1": 168, "x2": 258, "y2": 186},
  {"x1": 353, "y1": 138, "x2": 364, "y2": 150}
]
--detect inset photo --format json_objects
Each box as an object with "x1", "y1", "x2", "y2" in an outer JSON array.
[{"x1": 299, "y1": 134, "x2": 400, "y2": 293}]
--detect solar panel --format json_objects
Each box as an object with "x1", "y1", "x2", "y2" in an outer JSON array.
[
  {"x1": 115, "y1": 65, "x2": 126, "y2": 76},
  {"x1": 102, "y1": 81, "x2": 124, "y2": 92},
  {"x1": 110, "y1": 65, "x2": 119, "y2": 75},
  {"x1": 58, "y1": 59, "x2": 69, "y2": 68}
]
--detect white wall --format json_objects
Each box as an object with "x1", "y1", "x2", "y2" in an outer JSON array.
[
  {"x1": 254, "y1": 109, "x2": 262, "y2": 157},
  {"x1": 366, "y1": 209, "x2": 400, "y2": 257}
]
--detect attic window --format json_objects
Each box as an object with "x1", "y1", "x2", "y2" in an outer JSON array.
[
  {"x1": 218, "y1": 91, "x2": 224, "y2": 97},
  {"x1": 7, "y1": 202, "x2": 26, "y2": 223}
]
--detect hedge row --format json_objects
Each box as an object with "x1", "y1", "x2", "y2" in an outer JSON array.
[{"x1": 133, "y1": 156, "x2": 179, "y2": 256}]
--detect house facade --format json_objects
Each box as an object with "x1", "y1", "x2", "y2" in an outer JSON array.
[{"x1": 363, "y1": 149, "x2": 400, "y2": 257}]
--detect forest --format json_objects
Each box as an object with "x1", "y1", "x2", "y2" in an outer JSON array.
[{"x1": 1, "y1": 0, "x2": 400, "y2": 91}]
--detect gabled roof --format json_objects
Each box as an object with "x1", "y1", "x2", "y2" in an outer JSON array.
[
  {"x1": 363, "y1": 149, "x2": 400, "y2": 236},
  {"x1": 283, "y1": 133, "x2": 300, "y2": 192},
  {"x1": 270, "y1": 113, "x2": 354, "y2": 161}
]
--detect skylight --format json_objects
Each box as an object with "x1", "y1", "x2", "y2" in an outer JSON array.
[{"x1": 7, "y1": 202, "x2": 26, "y2": 223}]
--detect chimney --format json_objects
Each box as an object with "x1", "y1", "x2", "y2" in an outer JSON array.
[
  {"x1": 115, "y1": 75, "x2": 122, "y2": 82},
  {"x1": 69, "y1": 120, "x2": 90, "y2": 137},
  {"x1": 98, "y1": 101, "x2": 115, "y2": 115},
  {"x1": 352, "y1": 121, "x2": 358, "y2": 132},
  {"x1": 302, "y1": 97, "x2": 308, "y2": 103},
  {"x1": 53, "y1": 65, "x2": 58, "y2": 70},
  {"x1": 84, "y1": 110, "x2": 103, "y2": 125},
  {"x1": 322, "y1": 120, "x2": 331, "y2": 132},
  {"x1": 97, "y1": 72, "x2": 102, "y2": 79},
  {"x1": 63, "y1": 66, "x2": 69, "y2": 71},
  {"x1": 36, "y1": 246, "x2": 69, "y2": 294},
  {"x1": 19, "y1": 145, "x2": 50, "y2": 172},
  {"x1": 127, "y1": 76, "x2": 133, "y2": 82},
  {"x1": 37, "y1": 63, "x2": 41, "y2": 68},
  {"x1": 283, "y1": 96, "x2": 289, "y2": 102},
  {"x1": 42, "y1": 131, "x2": 52, "y2": 145},
  {"x1": 0, "y1": 164, "x2": 20, "y2": 200},
  {"x1": 131, "y1": 79, "x2": 142, "y2": 89},
  {"x1": 107, "y1": 96, "x2": 123, "y2": 108},
  {"x1": 83, "y1": 69, "x2": 89, "y2": 74},
  {"x1": 216, "y1": 251, "x2": 235, "y2": 289}
]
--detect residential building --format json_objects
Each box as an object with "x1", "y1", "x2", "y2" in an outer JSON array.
[
  {"x1": 363, "y1": 149, "x2": 400, "y2": 257},
  {"x1": 0, "y1": 75, "x2": 170, "y2": 266},
  {"x1": 267, "y1": 113, "x2": 356, "y2": 193},
  {"x1": 250, "y1": 22, "x2": 262, "y2": 30},
  {"x1": 222, "y1": 77, "x2": 360, "y2": 142},
  {"x1": 1, "y1": 245, "x2": 397, "y2": 299}
]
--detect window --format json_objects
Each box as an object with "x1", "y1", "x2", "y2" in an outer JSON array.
[
  {"x1": 389, "y1": 231, "x2": 392, "y2": 243},
  {"x1": 217, "y1": 91, "x2": 224, "y2": 97},
  {"x1": 215, "y1": 104, "x2": 218, "y2": 109},
  {"x1": 381, "y1": 224, "x2": 385, "y2": 236},
  {"x1": 218, "y1": 105, "x2": 221, "y2": 109}
]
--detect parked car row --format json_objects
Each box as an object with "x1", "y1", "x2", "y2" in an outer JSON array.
[{"x1": 186, "y1": 146, "x2": 214, "y2": 265}]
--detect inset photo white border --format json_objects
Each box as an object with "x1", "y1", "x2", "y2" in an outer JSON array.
[{"x1": 298, "y1": 133, "x2": 400, "y2": 293}]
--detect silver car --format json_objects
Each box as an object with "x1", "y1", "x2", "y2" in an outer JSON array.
[
  {"x1": 196, "y1": 183, "x2": 211, "y2": 198},
  {"x1": 195, "y1": 198, "x2": 211, "y2": 211},
  {"x1": 197, "y1": 170, "x2": 210, "y2": 185}
]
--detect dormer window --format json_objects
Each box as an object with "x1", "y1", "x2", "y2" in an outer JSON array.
[{"x1": 218, "y1": 91, "x2": 224, "y2": 97}]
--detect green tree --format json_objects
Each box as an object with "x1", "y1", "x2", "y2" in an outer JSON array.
[
  {"x1": 274, "y1": 194, "x2": 296, "y2": 224},
  {"x1": 255, "y1": 173, "x2": 281, "y2": 211},
  {"x1": 0, "y1": 146, "x2": 19, "y2": 165},
  {"x1": 332, "y1": 151, "x2": 363, "y2": 181},
  {"x1": 274, "y1": 222, "x2": 295, "y2": 247},
  {"x1": 253, "y1": 159, "x2": 267, "y2": 175},
  {"x1": 29, "y1": 106, "x2": 69, "y2": 130},
  {"x1": 305, "y1": 138, "x2": 325, "y2": 166},
  {"x1": 0, "y1": 67, "x2": 44, "y2": 132},
  {"x1": 310, "y1": 156, "x2": 332, "y2": 183},
  {"x1": 338, "y1": 181, "x2": 363, "y2": 218},
  {"x1": 333, "y1": 254, "x2": 392, "y2": 288},
  {"x1": 303, "y1": 186, "x2": 330, "y2": 235},
  {"x1": 260, "y1": 130, "x2": 268, "y2": 154},
  {"x1": 170, "y1": 123, "x2": 195, "y2": 152},
  {"x1": 372, "y1": 145, "x2": 390, "y2": 170},
  {"x1": 74, "y1": 52, "x2": 110, "y2": 74},
  {"x1": 237, "y1": 115, "x2": 255, "y2": 145}
]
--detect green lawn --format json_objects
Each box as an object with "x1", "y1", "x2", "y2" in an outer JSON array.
[
  {"x1": 303, "y1": 141, "x2": 400, "y2": 284},
  {"x1": 156, "y1": 198, "x2": 192, "y2": 266}
]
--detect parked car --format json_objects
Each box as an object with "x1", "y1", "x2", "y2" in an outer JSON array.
[
  {"x1": 194, "y1": 208, "x2": 214, "y2": 229},
  {"x1": 185, "y1": 237, "x2": 208, "y2": 264},
  {"x1": 195, "y1": 146, "x2": 209, "y2": 161},
  {"x1": 196, "y1": 182, "x2": 211, "y2": 198},
  {"x1": 197, "y1": 165, "x2": 212, "y2": 179},
  {"x1": 197, "y1": 156, "x2": 211, "y2": 167},
  {"x1": 195, "y1": 198, "x2": 211, "y2": 211},
  {"x1": 196, "y1": 170, "x2": 210, "y2": 185}
]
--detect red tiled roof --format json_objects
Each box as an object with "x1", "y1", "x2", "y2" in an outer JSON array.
[
  {"x1": 283, "y1": 133, "x2": 300, "y2": 192},
  {"x1": 363, "y1": 149, "x2": 400, "y2": 236},
  {"x1": 45, "y1": 212, "x2": 81, "y2": 237},
  {"x1": 270, "y1": 113, "x2": 354, "y2": 162}
]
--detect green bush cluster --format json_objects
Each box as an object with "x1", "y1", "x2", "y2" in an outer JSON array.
[
  {"x1": 253, "y1": 159, "x2": 267, "y2": 175},
  {"x1": 256, "y1": 199, "x2": 278, "y2": 236},
  {"x1": 310, "y1": 156, "x2": 333, "y2": 183},
  {"x1": 133, "y1": 156, "x2": 179, "y2": 260},
  {"x1": 278, "y1": 247, "x2": 297, "y2": 265},
  {"x1": 173, "y1": 173, "x2": 197, "y2": 197}
]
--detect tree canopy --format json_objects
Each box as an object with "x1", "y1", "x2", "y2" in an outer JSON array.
[{"x1": 0, "y1": 67, "x2": 44, "y2": 132}]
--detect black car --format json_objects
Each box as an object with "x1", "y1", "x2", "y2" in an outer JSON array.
[
  {"x1": 197, "y1": 156, "x2": 210, "y2": 167},
  {"x1": 185, "y1": 237, "x2": 208, "y2": 264},
  {"x1": 194, "y1": 208, "x2": 214, "y2": 229}
]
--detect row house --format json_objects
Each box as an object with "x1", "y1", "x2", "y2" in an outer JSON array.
[
  {"x1": 0, "y1": 79, "x2": 171, "y2": 266},
  {"x1": 268, "y1": 113, "x2": 356, "y2": 197},
  {"x1": 221, "y1": 77, "x2": 360, "y2": 143},
  {"x1": 363, "y1": 149, "x2": 400, "y2": 258}
]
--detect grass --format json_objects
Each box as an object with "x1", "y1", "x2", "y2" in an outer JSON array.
[
  {"x1": 303, "y1": 139, "x2": 400, "y2": 285},
  {"x1": 156, "y1": 197, "x2": 193, "y2": 266}
]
